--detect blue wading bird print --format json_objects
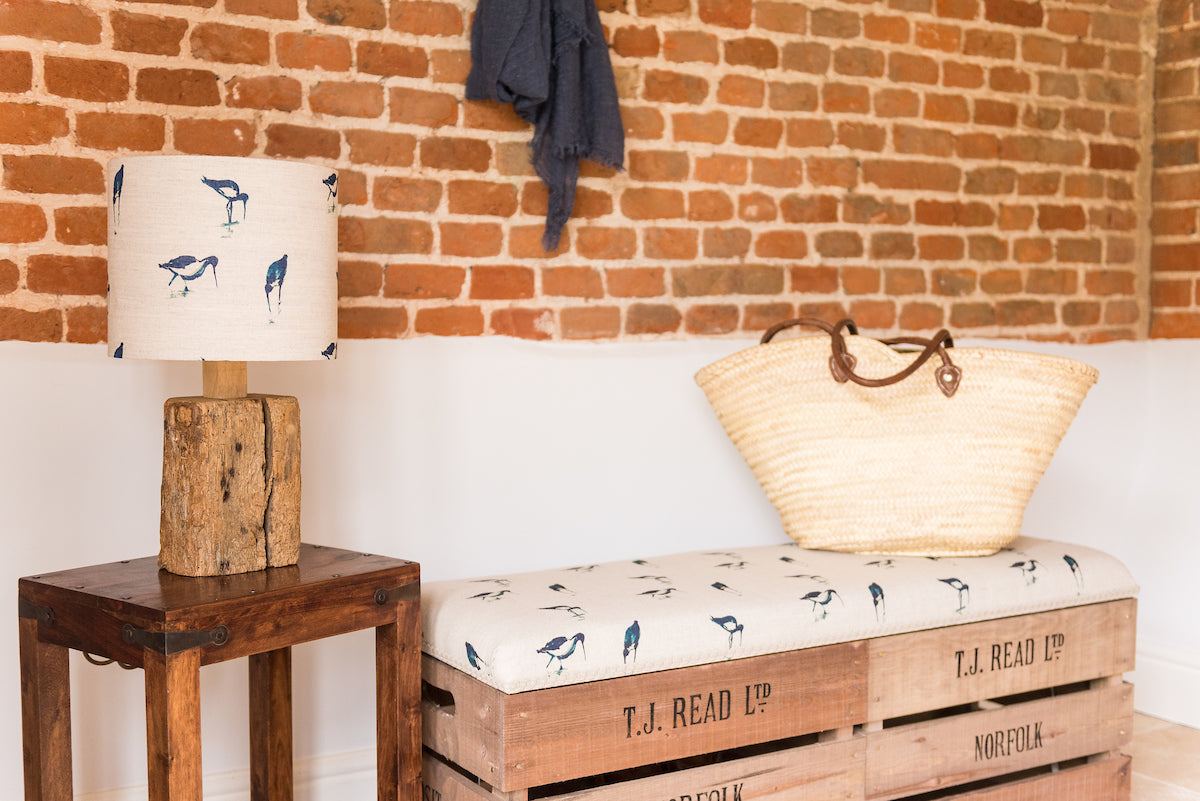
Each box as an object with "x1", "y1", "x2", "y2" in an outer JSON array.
[
  {"x1": 631, "y1": 559, "x2": 657, "y2": 568},
  {"x1": 465, "y1": 642, "x2": 486, "y2": 670},
  {"x1": 787, "y1": 573, "x2": 828, "y2": 584},
  {"x1": 716, "y1": 561, "x2": 748, "y2": 570},
  {"x1": 866, "y1": 559, "x2": 896, "y2": 569},
  {"x1": 538, "y1": 632, "x2": 585, "y2": 674},
  {"x1": 265, "y1": 255, "x2": 287, "y2": 314},
  {"x1": 323, "y1": 172, "x2": 338, "y2": 199},
  {"x1": 471, "y1": 577, "x2": 511, "y2": 587},
  {"x1": 1064, "y1": 555, "x2": 1084, "y2": 593},
  {"x1": 638, "y1": 588, "x2": 677, "y2": 600},
  {"x1": 540, "y1": 605, "x2": 586, "y2": 620},
  {"x1": 160, "y1": 255, "x2": 218, "y2": 291},
  {"x1": 548, "y1": 583, "x2": 574, "y2": 595},
  {"x1": 869, "y1": 582, "x2": 885, "y2": 622},
  {"x1": 467, "y1": 589, "x2": 511, "y2": 601},
  {"x1": 631, "y1": 575, "x2": 671, "y2": 584},
  {"x1": 939, "y1": 578, "x2": 970, "y2": 613},
  {"x1": 322, "y1": 343, "x2": 337, "y2": 359},
  {"x1": 1011, "y1": 560, "x2": 1040, "y2": 585},
  {"x1": 711, "y1": 582, "x2": 741, "y2": 596},
  {"x1": 111, "y1": 165, "x2": 124, "y2": 232},
  {"x1": 801, "y1": 589, "x2": 842, "y2": 620},
  {"x1": 623, "y1": 620, "x2": 640, "y2": 663},
  {"x1": 711, "y1": 615, "x2": 744, "y2": 648},
  {"x1": 113, "y1": 342, "x2": 124, "y2": 358},
  {"x1": 566, "y1": 565, "x2": 597, "y2": 573},
  {"x1": 202, "y1": 177, "x2": 249, "y2": 226}
]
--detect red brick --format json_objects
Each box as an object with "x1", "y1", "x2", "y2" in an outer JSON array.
[
  {"x1": 434, "y1": 222, "x2": 499, "y2": 257},
  {"x1": 889, "y1": 52, "x2": 938, "y2": 84},
  {"x1": 1151, "y1": 312, "x2": 1200, "y2": 338},
  {"x1": 621, "y1": 187, "x2": 685, "y2": 219},
  {"x1": 746, "y1": 302, "x2": 798, "y2": 331},
  {"x1": 734, "y1": 117, "x2": 783, "y2": 148},
  {"x1": 695, "y1": 154, "x2": 747, "y2": 184},
  {"x1": 932, "y1": 268, "x2": 977, "y2": 295},
  {"x1": 915, "y1": 22, "x2": 961, "y2": 53},
  {"x1": 874, "y1": 87, "x2": 919, "y2": 117},
  {"x1": 865, "y1": 13, "x2": 909, "y2": 42},
  {"x1": 1014, "y1": 237, "x2": 1053, "y2": 263},
  {"x1": 1065, "y1": 107, "x2": 1105, "y2": 135},
  {"x1": 339, "y1": 307, "x2": 409, "y2": 339},
  {"x1": 768, "y1": 82, "x2": 818, "y2": 112},
  {"x1": 950, "y1": 302, "x2": 996, "y2": 328},
  {"x1": 447, "y1": 180, "x2": 518, "y2": 217},
  {"x1": 340, "y1": 216, "x2": 433, "y2": 254},
  {"x1": 0, "y1": 0, "x2": 101, "y2": 43},
  {"x1": 726, "y1": 37, "x2": 779, "y2": 68},
  {"x1": 1151, "y1": 207, "x2": 1197, "y2": 237},
  {"x1": 644, "y1": 227, "x2": 698, "y2": 259},
  {"x1": 689, "y1": 190, "x2": 735, "y2": 221},
  {"x1": 811, "y1": 7, "x2": 861, "y2": 37},
  {"x1": 673, "y1": 111, "x2": 728, "y2": 144},
  {"x1": 227, "y1": 0, "x2": 298, "y2": 19},
  {"x1": 943, "y1": 61, "x2": 984, "y2": 88},
  {"x1": 843, "y1": 195, "x2": 910, "y2": 225},
  {"x1": 1152, "y1": 242, "x2": 1200, "y2": 272},
  {"x1": 308, "y1": 0, "x2": 386, "y2": 28},
  {"x1": 384, "y1": 263, "x2": 464, "y2": 298},
  {"x1": 226, "y1": 77, "x2": 303, "y2": 112},
  {"x1": 543, "y1": 266, "x2": 603, "y2": 298},
  {"x1": 998, "y1": 300, "x2": 1056, "y2": 327},
  {"x1": 626, "y1": 303, "x2": 682, "y2": 335},
  {"x1": 983, "y1": 0, "x2": 1042, "y2": 27},
  {"x1": 899, "y1": 302, "x2": 944, "y2": 330},
  {"x1": 919, "y1": 235, "x2": 966, "y2": 261},
  {"x1": 1041, "y1": 71, "x2": 1082, "y2": 100},
  {"x1": 520, "y1": 184, "x2": 611, "y2": 219},
  {"x1": 1107, "y1": 235, "x2": 1135, "y2": 263},
  {"x1": 798, "y1": 156, "x2": 851, "y2": 188},
  {"x1": 842, "y1": 266, "x2": 879, "y2": 294},
  {"x1": 999, "y1": 136, "x2": 1086, "y2": 165},
  {"x1": 637, "y1": 0, "x2": 689, "y2": 15},
  {"x1": 338, "y1": 260, "x2": 383, "y2": 297},
  {"x1": 1046, "y1": 8, "x2": 1086, "y2": 36},
  {"x1": 44, "y1": 57, "x2": 128, "y2": 102},
  {"x1": 894, "y1": 124, "x2": 954, "y2": 156},
  {"x1": 755, "y1": 1, "x2": 805, "y2": 33},
  {"x1": 0, "y1": 203, "x2": 47, "y2": 243},
  {"x1": 468, "y1": 265, "x2": 534, "y2": 300},
  {"x1": 614, "y1": 25, "x2": 660, "y2": 58},
  {"x1": 431, "y1": 49, "x2": 470, "y2": 83},
  {"x1": 421, "y1": 137, "x2": 491, "y2": 172},
  {"x1": 392, "y1": 87, "x2": 460, "y2": 128},
  {"x1": 936, "y1": 0, "x2": 978, "y2": 18},
  {"x1": 713, "y1": 75, "x2": 763, "y2": 108},
  {"x1": 755, "y1": 230, "x2": 808, "y2": 259},
  {"x1": 277, "y1": 32, "x2": 352, "y2": 70},
  {"x1": 358, "y1": 41, "x2": 428, "y2": 77},
  {"x1": 390, "y1": 1, "x2": 462, "y2": 35},
  {"x1": 780, "y1": 194, "x2": 837, "y2": 224},
  {"x1": 629, "y1": 150, "x2": 689, "y2": 182},
  {"x1": 644, "y1": 70, "x2": 709, "y2": 104},
  {"x1": 136, "y1": 68, "x2": 220, "y2": 106},
  {"x1": 1026, "y1": 268, "x2": 1076, "y2": 294},
  {"x1": 874, "y1": 233, "x2": 917, "y2": 260},
  {"x1": 606, "y1": 266, "x2": 662, "y2": 297},
  {"x1": 577, "y1": 228, "x2": 637, "y2": 260},
  {"x1": 673, "y1": 265, "x2": 783, "y2": 296},
  {"x1": 703, "y1": 227, "x2": 751, "y2": 257},
  {"x1": 1068, "y1": 174, "x2": 1106, "y2": 199},
  {"x1": 561, "y1": 306, "x2": 621, "y2": 339},
  {"x1": 738, "y1": 192, "x2": 777, "y2": 221},
  {"x1": 4, "y1": 155, "x2": 103, "y2": 195},
  {"x1": 1058, "y1": 238, "x2": 1102, "y2": 263},
  {"x1": 0, "y1": 51, "x2": 33, "y2": 92},
  {"x1": 748, "y1": 156, "x2": 800, "y2": 188},
  {"x1": 0, "y1": 308, "x2": 62, "y2": 341},
  {"x1": 781, "y1": 42, "x2": 831, "y2": 73},
  {"x1": 0, "y1": 103, "x2": 67, "y2": 145},
  {"x1": 1038, "y1": 204, "x2": 1086, "y2": 231},
  {"x1": 27, "y1": 254, "x2": 106, "y2": 295},
  {"x1": 981, "y1": 270, "x2": 1025, "y2": 293},
  {"x1": 264, "y1": 123, "x2": 339, "y2": 159},
  {"x1": 664, "y1": 30, "x2": 719, "y2": 63},
  {"x1": 816, "y1": 231, "x2": 864, "y2": 258},
  {"x1": 1151, "y1": 278, "x2": 1193, "y2": 307},
  {"x1": 63, "y1": 305, "x2": 104, "y2": 344},
  {"x1": 310, "y1": 81, "x2": 384, "y2": 118},
  {"x1": 190, "y1": 23, "x2": 269, "y2": 65},
  {"x1": 822, "y1": 83, "x2": 870, "y2": 113},
  {"x1": 969, "y1": 234, "x2": 1008, "y2": 261},
  {"x1": 699, "y1": 0, "x2": 752, "y2": 28},
  {"x1": 338, "y1": 170, "x2": 369, "y2": 206},
  {"x1": 174, "y1": 119, "x2": 255, "y2": 156},
  {"x1": 685, "y1": 305, "x2": 739, "y2": 335},
  {"x1": 1090, "y1": 143, "x2": 1140, "y2": 171},
  {"x1": 342, "y1": 131, "x2": 414, "y2": 169},
  {"x1": 620, "y1": 106, "x2": 665, "y2": 141},
  {"x1": 796, "y1": 301, "x2": 849, "y2": 323},
  {"x1": 505, "y1": 225, "x2": 568, "y2": 258},
  {"x1": 790, "y1": 265, "x2": 838, "y2": 293},
  {"x1": 975, "y1": 98, "x2": 1019, "y2": 127},
  {"x1": 924, "y1": 93, "x2": 969, "y2": 123},
  {"x1": 490, "y1": 308, "x2": 554, "y2": 340},
  {"x1": 864, "y1": 160, "x2": 961, "y2": 192},
  {"x1": 786, "y1": 118, "x2": 834, "y2": 147},
  {"x1": 53, "y1": 207, "x2": 104, "y2": 246},
  {"x1": 849, "y1": 300, "x2": 896, "y2": 329},
  {"x1": 1060, "y1": 301, "x2": 1100, "y2": 327},
  {"x1": 963, "y1": 28, "x2": 1016, "y2": 60}
]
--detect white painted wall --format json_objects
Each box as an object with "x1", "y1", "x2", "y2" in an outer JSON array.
[{"x1": 1, "y1": 335, "x2": 1196, "y2": 798}]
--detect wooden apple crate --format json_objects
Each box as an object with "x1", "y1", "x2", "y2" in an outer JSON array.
[{"x1": 420, "y1": 599, "x2": 1135, "y2": 801}]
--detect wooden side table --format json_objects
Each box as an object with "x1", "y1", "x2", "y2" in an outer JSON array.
[{"x1": 18, "y1": 544, "x2": 420, "y2": 801}]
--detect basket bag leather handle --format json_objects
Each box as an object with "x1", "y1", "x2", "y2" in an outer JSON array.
[{"x1": 762, "y1": 317, "x2": 963, "y2": 398}]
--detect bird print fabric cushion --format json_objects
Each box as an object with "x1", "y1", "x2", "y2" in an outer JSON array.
[{"x1": 421, "y1": 537, "x2": 1138, "y2": 694}]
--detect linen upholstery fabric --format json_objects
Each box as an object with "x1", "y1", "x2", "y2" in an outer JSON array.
[
  {"x1": 466, "y1": 0, "x2": 624, "y2": 251},
  {"x1": 422, "y1": 537, "x2": 1138, "y2": 694}
]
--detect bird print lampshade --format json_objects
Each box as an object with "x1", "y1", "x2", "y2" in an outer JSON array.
[{"x1": 106, "y1": 155, "x2": 338, "y2": 362}]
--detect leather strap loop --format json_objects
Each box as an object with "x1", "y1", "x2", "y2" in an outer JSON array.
[
  {"x1": 829, "y1": 319, "x2": 960, "y2": 397},
  {"x1": 760, "y1": 317, "x2": 858, "y2": 344}
]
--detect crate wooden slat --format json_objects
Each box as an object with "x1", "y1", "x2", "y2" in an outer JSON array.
[
  {"x1": 867, "y1": 599, "x2": 1136, "y2": 721},
  {"x1": 929, "y1": 755, "x2": 1131, "y2": 801},
  {"x1": 865, "y1": 681, "x2": 1133, "y2": 800},
  {"x1": 423, "y1": 641, "x2": 865, "y2": 792}
]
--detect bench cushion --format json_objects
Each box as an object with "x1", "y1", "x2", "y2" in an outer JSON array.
[{"x1": 421, "y1": 537, "x2": 1137, "y2": 693}]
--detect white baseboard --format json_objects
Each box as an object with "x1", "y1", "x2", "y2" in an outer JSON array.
[
  {"x1": 77, "y1": 747, "x2": 376, "y2": 801},
  {"x1": 1132, "y1": 640, "x2": 1200, "y2": 729}
]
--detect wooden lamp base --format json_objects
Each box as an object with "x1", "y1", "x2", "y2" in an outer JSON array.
[{"x1": 159, "y1": 362, "x2": 302, "y2": 577}]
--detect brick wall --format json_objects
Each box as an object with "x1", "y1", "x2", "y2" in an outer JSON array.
[
  {"x1": 0, "y1": 0, "x2": 1163, "y2": 343},
  {"x1": 1153, "y1": 0, "x2": 1200, "y2": 337}
]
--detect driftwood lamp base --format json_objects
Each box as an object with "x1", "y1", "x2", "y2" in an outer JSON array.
[{"x1": 159, "y1": 363, "x2": 301, "y2": 577}]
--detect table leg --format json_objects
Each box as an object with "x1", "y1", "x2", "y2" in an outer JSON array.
[
  {"x1": 19, "y1": 617, "x2": 72, "y2": 801},
  {"x1": 250, "y1": 647, "x2": 294, "y2": 801},
  {"x1": 376, "y1": 597, "x2": 421, "y2": 801},
  {"x1": 145, "y1": 648, "x2": 202, "y2": 801}
]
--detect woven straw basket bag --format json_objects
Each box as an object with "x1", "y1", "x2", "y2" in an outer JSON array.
[{"x1": 694, "y1": 318, "x2": 1100, "y2": 557}]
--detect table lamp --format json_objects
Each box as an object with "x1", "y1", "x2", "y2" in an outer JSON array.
[{"x1": 106, "y1": 155, "x2": 339, "y2": 577}]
